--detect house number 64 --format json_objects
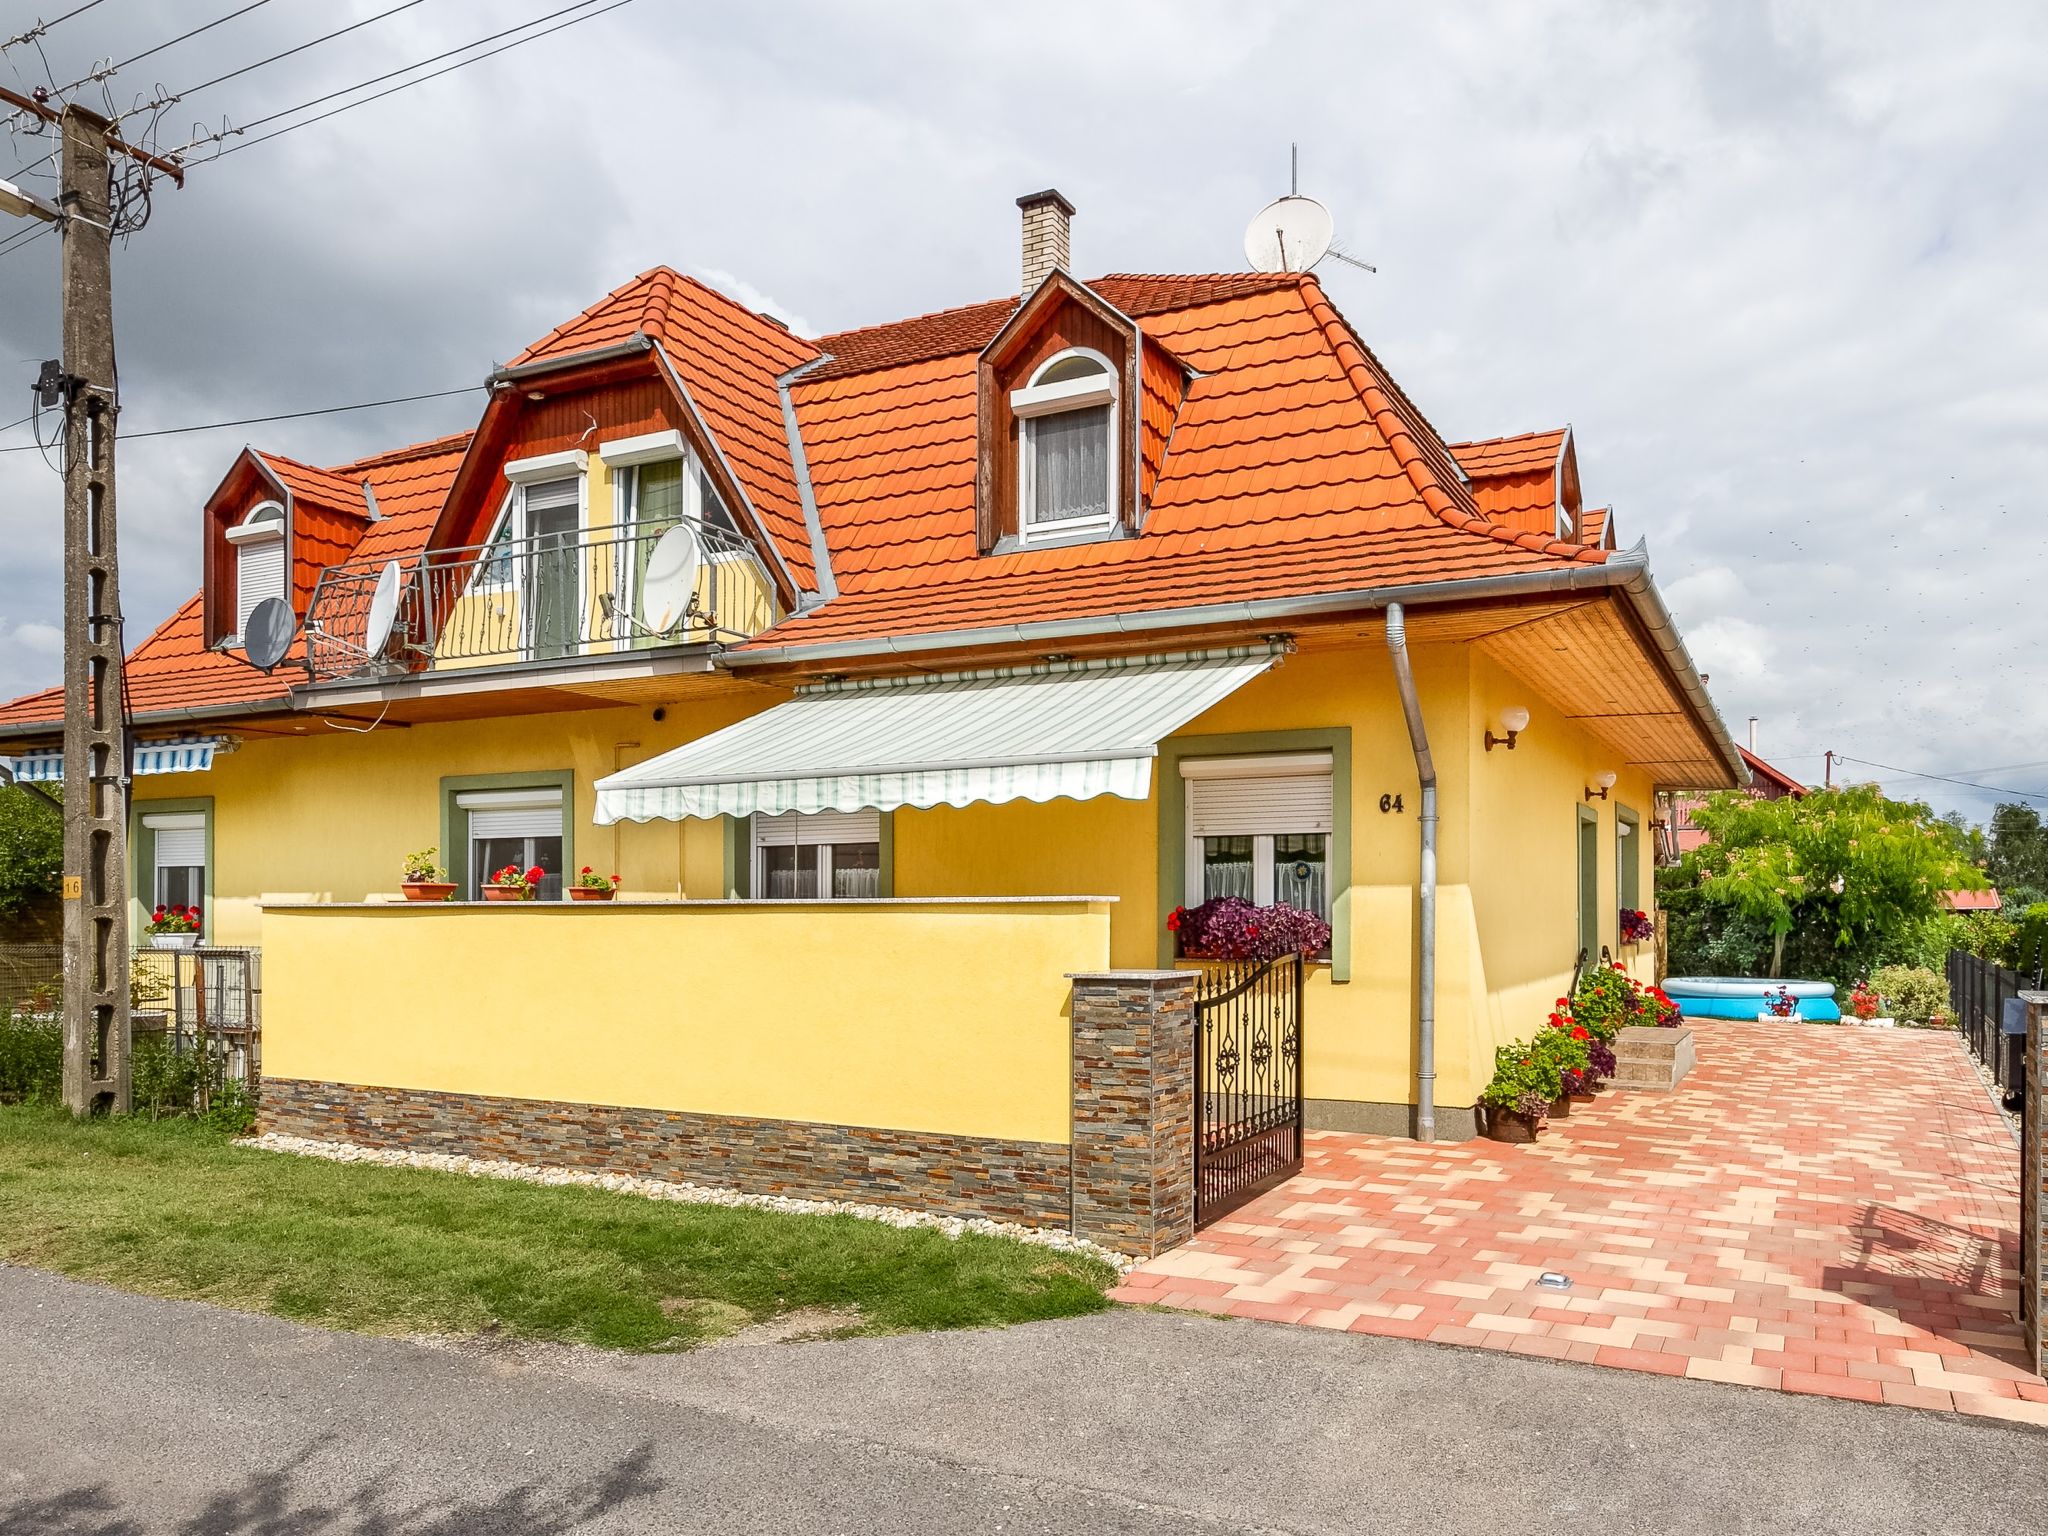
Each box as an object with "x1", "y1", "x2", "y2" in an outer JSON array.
[{"x1": 1379, "y1": 793, "x2": 1405, "y2": 814}]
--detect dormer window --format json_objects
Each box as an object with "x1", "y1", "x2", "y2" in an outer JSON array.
[
  {"x1": 1011, "y1": 349, "x2": 1117, "y2": 544},
  {"x1": 224, "y1": 500, "x2": 286, "y2": 637}
]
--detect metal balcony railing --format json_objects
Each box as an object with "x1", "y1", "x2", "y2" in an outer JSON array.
[{"x1": 301, "y1": 519, "x2": 774, "y2": 685}]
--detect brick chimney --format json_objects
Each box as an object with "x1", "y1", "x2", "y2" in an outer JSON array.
[{"x1": 1017, "y1": 189, "x2": 1074, "y2": 292}]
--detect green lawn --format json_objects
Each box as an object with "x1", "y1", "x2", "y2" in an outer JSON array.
[{"x1": 0, "y1": 1107, "x2": 1115, "y2": 1350}]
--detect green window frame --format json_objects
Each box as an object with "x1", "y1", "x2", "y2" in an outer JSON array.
[
  {"x1": 1156, "y1": 727, "x2": 1352, "y2": 981},
  {"x1": 439, "y1": 770, "x2": 575, "y2": 899},
  {"x1": 1576, "y1": 802, "x2": 1600, "y2": 961},
  {"x1": 1616, "y1": 803, "x2": 1641, "y2": 912},
  {"x1": 130, "y1": 794, "x2": 214, "y2": 939}
]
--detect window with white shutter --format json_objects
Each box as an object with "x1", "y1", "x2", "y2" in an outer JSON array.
[
  {"x1": 1012, "y1": 350, "x2": 1117, "y2": 544},
  {"x1": 227, "y1": 502, "x2": 287, "y2": 637},
  {"x1": 1182, "y1": 754, "x2": 1334, "y2": 918},
  {"x1": 142, "y1": 810, "x2": 207, "y2": 925},
  {"x1": 752, "y1": 810, "x2": 883, "y2": 899},
  {"x1": 458, "y1": 787, "x2": 566, "y2": 899}
]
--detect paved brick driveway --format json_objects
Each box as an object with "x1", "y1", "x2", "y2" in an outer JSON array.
[{"x1": 1114, "y1": 1020, "x2": 2045, "y2": 1424}]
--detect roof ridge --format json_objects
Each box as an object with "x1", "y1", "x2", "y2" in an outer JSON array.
[
  {"x1": 509, "y1": 266, "x2": 671, "y2": 364},
  {"x1": 814, "y1": 291, "x2": 1019, "y2": 350},
  {"x1": 1448, "y1": 427, "x2": 1567, "y2": 453},
  {"x1": 1298, "y1": 279, "x2": 1606, "y2": 568},
  {"x1": 328, "y1": 429, "x2": 476, "y2": 476}
]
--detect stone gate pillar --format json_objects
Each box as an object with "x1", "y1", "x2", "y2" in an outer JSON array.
[
  {"x1": 1068, "y1": 970, "x2": 1197, "y2": 1258},
  {"x1": 2022, "y1": 992, "x2": 2046, "y2": 1377}
]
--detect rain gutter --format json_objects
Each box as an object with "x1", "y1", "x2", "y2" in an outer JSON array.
[
  {"x1": 486, "y1": 335, "x2": 654, "y2": 386},
  {"x1": 1384, "y1": 602, "x2": 1437, "y2": 1142}
]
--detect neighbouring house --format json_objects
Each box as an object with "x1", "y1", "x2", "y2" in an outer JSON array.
[
  {"x1": 1662, "y1": 745, "x2": 1804, "y2": 861},
  {"x1": 1942, "y1": 889, "x2": 2004, "y2": 912},
  {"x1": 0, "y1": 190, "x2": 1743, "y2": 1247}
]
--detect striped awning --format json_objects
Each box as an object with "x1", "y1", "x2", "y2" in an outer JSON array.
[
  {"x1": 8, "y1": 737, "x2": 229, "y2": 784},
  {"x1": 593, "y1": 644, "x2": 1286, "y2": 824}
]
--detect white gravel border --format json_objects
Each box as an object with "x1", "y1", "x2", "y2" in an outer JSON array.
[{"x1": 242, "y1": 1132, "x2": 1137, "y2": 1274}]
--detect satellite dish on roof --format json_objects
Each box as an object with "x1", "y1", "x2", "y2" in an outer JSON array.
[
  {"x1": 364, "y1": 559, "x2": 403, "y2": 658},
  {"x1": 639, "y1": 523, "x2": 702, "y2": 634},
  {"x1": 1245, "y1": 194, "x2": 1333, "y2": 274},
  {"x1": 1243, "y1": 145, "x2": 1377, "y2": 277},
  {"x1": 242, "y1": 596, "x2": 299, "y2": 674}
]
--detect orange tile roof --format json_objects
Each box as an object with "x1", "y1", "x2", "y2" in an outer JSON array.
[
  {"x1": 512, "y1": 268, "x2": 822, "y2": 585},
  {"x1": 1450, "y1": 428, "x2": 1569, "y2": 534},
  {"x1": 0, "y1": 433, "x2": 470, "y2": 733},
  {"x1": 1450, "y1": 429, "x2": 1566, "y2": 478},
  {"x1": 1580, "y1": 506, "x2": 1614, "y2": 549},
  {"x1": 762, "y1": 274, "x2": 1603, "y2": 652}
]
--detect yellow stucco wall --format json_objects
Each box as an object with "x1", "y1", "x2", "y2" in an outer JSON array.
[
  {"x1": 144, "y1": 632, "x2": 1673, "y2": 1122},
  {"x1": 262, "y1": 899, "x2": 1108, "y2": 1143}
]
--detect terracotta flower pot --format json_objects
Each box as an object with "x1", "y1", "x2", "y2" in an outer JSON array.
[
  {"x1": 1484, "y1": 1107, "x2": 1541, "y2": 1143},
  {"x1": 482, "y1": 886, "x2": 530, "y2": 902},
  {"x1": 1549, "y1": 1095, "x2": 1572, "y2": 1118},
  {"x1": 401, "y1": 881, "x2": 457, "y2": 902},
  {"x1": 568, "y1": 886, "x2": 615, "y2": 902}
]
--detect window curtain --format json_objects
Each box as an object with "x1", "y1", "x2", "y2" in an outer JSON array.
[{"x1": 1029, "y1": 404, "x2": 1110, "y2": 525}]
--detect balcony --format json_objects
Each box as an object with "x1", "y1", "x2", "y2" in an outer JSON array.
[{"x1": 300, "y1": 519, "x2": 776, "y2": 687}]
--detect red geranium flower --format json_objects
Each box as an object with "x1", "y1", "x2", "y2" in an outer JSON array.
[
  {"x1": 524, "y1": 865, "x2": 544, "y2": 887},
  {"x1": 1571, "y1": 1026, "x2": 1589, "y2": 1041},
  {"x1": 1166, "y1": 907, "x2": 1183, "y2": 932}
]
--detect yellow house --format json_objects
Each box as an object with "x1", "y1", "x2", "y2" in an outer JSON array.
[{"x1": 0, "y1": 191, "x2": 1741, "y2": 1238}]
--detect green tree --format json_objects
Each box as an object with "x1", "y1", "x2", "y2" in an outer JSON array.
[
  {"x1": 0, "y1": 786, "x2": 62, "y2": 917},
  {"x1": 1985, "y1": 803, "x2": 2048, "y2": 905},
  {"x1": 1673, "y1": 784, "x2": 1984, "y2": 980}
]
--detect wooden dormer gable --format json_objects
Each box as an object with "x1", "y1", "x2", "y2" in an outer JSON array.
[{"x1": 975, "y1": 271, "x2": 1185, "y2": 552}]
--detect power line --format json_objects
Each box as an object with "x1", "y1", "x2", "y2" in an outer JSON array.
[
  {"x1": 1832, "y1": 754, "x2": 2048, "y2": 803},
  {"x1": 0, "y1": 221, "x2": 52, "y2": 258},
  {"x1": 32, "y1": 0, "x2": 275, "y2": 107},
  {"x1": 122, "y1": 0, "x2": 429, "y2": 124},
  {"x1": 0, "y1": 384, "x2": 483, "y2": 451},
  {"x1": 183, "y1": 0, "x2": 632, "y2": 160},
  {"x1": 2, "y1": 0, "x2": 109, "y2": 53}
]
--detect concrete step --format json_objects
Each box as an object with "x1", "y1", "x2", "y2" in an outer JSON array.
[{"x1": 1610, "y1": 1025, "x2": 1695, "y2": 1091}]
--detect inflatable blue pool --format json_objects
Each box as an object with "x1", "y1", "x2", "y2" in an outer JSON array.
[{"x1": 1661, "y1": 976, "x2": 1840, "y2": 1023}]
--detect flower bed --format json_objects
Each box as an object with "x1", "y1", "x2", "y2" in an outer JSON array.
[{"x1": 1481, "y1": 963, "x2": 1672, "y2": 1140}]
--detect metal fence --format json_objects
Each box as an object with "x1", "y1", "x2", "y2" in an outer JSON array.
[
  {"x1": 0, "y1": 943, "x2": 261, "y2": 1086},
  {"x1": 1948, "y1": 949, "x2": 2029, "y2": 1105}
]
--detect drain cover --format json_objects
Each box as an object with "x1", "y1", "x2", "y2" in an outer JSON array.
[{"x1": 1537, "y1": 1272, "x2": 1573, "y2": 1290}]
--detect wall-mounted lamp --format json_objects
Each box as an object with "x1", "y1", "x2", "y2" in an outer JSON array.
[
  {"x1": 1485, "y1": 705, "x2": 1530, "y2": 753},
  {"x1": 1585, "y1": 770, "x2": 1617, "y2": 802}
]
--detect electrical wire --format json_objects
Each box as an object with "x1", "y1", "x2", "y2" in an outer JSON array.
[
  {"x1": 118, "y1": 0, "x2": 429, "y2": 125},
  {"x1": 33, "y1": 0, "x2": 276, "y2": 106},
  {"x1": 0, "y1": 221, "x2": 51, "y2": 257},
  {"x1": 195, "y1": 0, "x2": 633, "y2": 159},
  {"x1": 0, "y1": 384, "x2": 484, "y2": 452},
  {"x1": 2, "y1": 0, "x2": 108, "y2": 53},
  {"x1": 1832, "y1": 754, "x2": 2048, "y2": 803}
]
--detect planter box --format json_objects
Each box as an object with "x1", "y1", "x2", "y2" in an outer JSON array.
[
  {"x1": 401, "y1": 882, "x2": 457, "y2": 903},
  {"x1": 148, "y1": 933, "x2": 198, "y2": 951},
  {"x1": 481, "y1": 887, "x2": 531, "y2": 903},
  {"x1": 568, "y1": 887, "x2": 616, "y2": 902}
]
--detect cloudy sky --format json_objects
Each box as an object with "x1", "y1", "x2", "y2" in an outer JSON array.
[{"x1": 1, "y1": 0, "x2": 2043, "y2": 820}]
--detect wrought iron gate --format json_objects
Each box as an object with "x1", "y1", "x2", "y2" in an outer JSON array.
[{"x1": 1194, "y1": 953, "x2": 1305, "y2": 1226}]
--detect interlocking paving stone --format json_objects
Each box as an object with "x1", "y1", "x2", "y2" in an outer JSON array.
[{"x1": 1112, "y1": 1020, "x2": 2038, "y2": 1421}]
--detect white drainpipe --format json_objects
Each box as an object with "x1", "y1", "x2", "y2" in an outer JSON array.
[{"x1": 1384, "y1": 603, "x2": 1437, "y2": 1142}]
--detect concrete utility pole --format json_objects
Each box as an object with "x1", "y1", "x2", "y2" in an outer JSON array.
[{"x1": 55, "y1": 104, "x2": 131, "y2": 1114}]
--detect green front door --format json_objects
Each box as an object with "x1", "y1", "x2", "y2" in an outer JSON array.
[{"x1": 1577, "y1": 804, "x2": 1600, "y2": 962}]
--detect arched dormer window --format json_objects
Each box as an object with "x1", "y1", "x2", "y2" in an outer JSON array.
[
  {"x1": 224, "y1": 500, "x2": 286, "y2": 637},
  {"x1": 1010, "y1": 348, "x2": 1117, "y2": 543}
]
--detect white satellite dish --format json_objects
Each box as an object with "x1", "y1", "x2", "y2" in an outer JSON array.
[
  {"x1": 1244, "y1": 194, "x2": 1334, "y2": 274},
  {"x1": 639, "y1": 523, "x2": 702, "y2": 634},
  {"x1": 364, "y1": 559, "x2": 403, "y2": 658},
  {"x1": 242, "y1": 596, "x2": 299, "y2": 673}
]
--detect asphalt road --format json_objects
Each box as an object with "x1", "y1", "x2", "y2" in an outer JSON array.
[{"x1": 1, "y1": 1263, "x2": 2041, "y2": 1534}]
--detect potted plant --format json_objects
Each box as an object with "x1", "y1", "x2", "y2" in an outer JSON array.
[
  {"x1": 400, "y1": 847, "x2": 457, "y2": 903},
  {"x1": 146, "y1": 904, "x2": 202, "y2": 950},
  {"x1": 483, "y1": 863, "x2": 544, "y2": 902},
  {"x1": 1167, "y1": 897, "x2": 1332, "y2": 963},
  {"x1": 1845, "y1": 980, "x2": 1887, "y2": 1026},
  {"x1": 1759, "y1": 985, "x2": 1799, "y2": 1022},
  {"x1": 1619, "y1": 907, "x2": 1655, "y2": 944},
  {"x1": 1533, "y1": 1021, "x2": 1593, "y2": 1114},
  {"x1": 1481, "y1": 1041, "x2": 1561, "y2": 1143},
  {"x1": 570, "y1": 866, "x2": 621, "y2": 902}
]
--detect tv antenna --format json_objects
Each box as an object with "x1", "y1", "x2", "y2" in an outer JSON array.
[{"x1": 1244, "y1": 144, "x2": 1377, "y2": 276}]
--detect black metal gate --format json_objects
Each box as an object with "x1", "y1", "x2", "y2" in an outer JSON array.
[{"x1": 1194, "y1": 953, "x2": 1305, "y2": 1226}]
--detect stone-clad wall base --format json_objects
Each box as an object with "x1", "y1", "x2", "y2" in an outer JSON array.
[{"x1": 262, "y1": 1078, "x2": 1073, "y2": 1229}]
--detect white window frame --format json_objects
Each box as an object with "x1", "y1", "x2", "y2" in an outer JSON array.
[
  {"x1": 142, "y1": 809, "x2": 208, "y2": 933},
  {"x1": 470, "y1": 454, "x2": 589, "y2": 647},
  {"x1": 457, "y1": 786, "x2": 566, "y2": 900},
  {"x1": 751, "y1": 810, "x2": 883, "y2": 900},
  {"x1": 225, "y1": 500, "x2": 286, "y2": 641},
  {"x1": 1181, "y1": 753, "x2": 1335, "y2": 912},
  {"x1": 1011, "y1": 347, "x2": 1118, "y2": 545}
]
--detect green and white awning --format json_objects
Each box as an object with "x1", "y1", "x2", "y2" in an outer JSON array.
[
  {"x1": 8, "y1": 736, "x2": 229, "y2": 784},
  {"x1": 593, "y1": 644, "x2": 1286, "y2": 824}
]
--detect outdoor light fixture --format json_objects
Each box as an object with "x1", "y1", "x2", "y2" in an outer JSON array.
[
  {"x1": 1484, "y1": 704, "x2": 1530, "y2": 752},
  {"x1": 1585, "y1": 770, "x2": 1618, "y2": 801},
  {"x1": 0, "y1": 175, "x2": 60, "y2": 224}
]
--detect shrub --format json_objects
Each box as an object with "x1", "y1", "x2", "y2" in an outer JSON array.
[
  {"x1": 1533, "y1": 1019, "x2": 1591, "y2": 1094},
  {"x1": 1481, "y1": 1041, "x2": 1559, "y2": 1121},
  {"x1": 202, "y1": 1075, "x2": 258, "y2": 1136},
  {"x1": 2016, "y1": 902, "x2": 2048, "y2": 977},
  {"x1": 1869, "y1": 964, "x2": 1949, "y2": 1026},
  {"x1": 1169, "y1": 897, "x2": 1331, "y2": 961},
  {"x1": 0, "y1": 1005, "x2": 62, "y2": 1104},
  {"x1": 1570, "y1": 965, "x2": 1636, "y2": 1041},
  {"x1": 131, "y1": 1031, "x2": 207, "y2": 1120}
]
